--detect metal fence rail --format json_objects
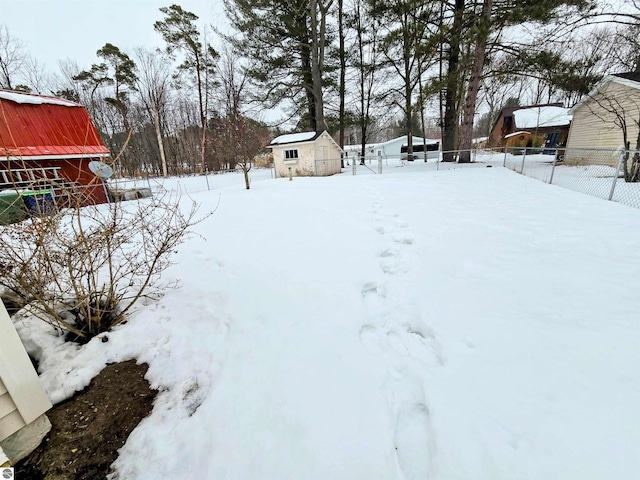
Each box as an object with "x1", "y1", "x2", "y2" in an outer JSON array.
[
  {"x1": 344, "y1": 145, "x2": 640, "y2": 209},
  {"x1": 502, "y1": 146, "x2": 640, "y2": 209}
]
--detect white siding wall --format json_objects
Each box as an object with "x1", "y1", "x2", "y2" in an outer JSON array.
[
  {"x1": 566, "y1": 81, "x2": 640, "y2": 165},
  {"x1": 0, "y1": 301, "x2": 52, "y2": 442},
  {"x1": 313, "y1": 133, "x2": 342, "y2": 176}
]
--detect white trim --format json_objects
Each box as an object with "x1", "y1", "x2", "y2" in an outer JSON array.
[
  {"x1": 0, "y1": 301, "x2": 52, "y2": 441},
  {"x1": 318, "y1": 130, "x2": 345, "y2": 154},
  {"x1": 284, "y1": 148, "x2": 300, "y2": 160},
  {"x1": 0, "y1": 153, "x2": 110, "y2": 161}
]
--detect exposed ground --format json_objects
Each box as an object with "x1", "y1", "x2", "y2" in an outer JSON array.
[{"x1": 16, "y1": 360, "x2": 156, "y2": 480}]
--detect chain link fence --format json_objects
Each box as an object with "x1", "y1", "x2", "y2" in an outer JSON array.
[
  {"x1": 342, "y1": 146, "x2": 640, "y2": 209},
  {"x1": 108, "y1": 167, "x2": 277, "y2": 197},
  {"x1": 502, "y1": 147, "x2": 640, "y2": 209}
]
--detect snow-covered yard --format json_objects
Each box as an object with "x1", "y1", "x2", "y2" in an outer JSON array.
[{"x1": 15, "y1": 164, "x2": 640, "y2": 479}]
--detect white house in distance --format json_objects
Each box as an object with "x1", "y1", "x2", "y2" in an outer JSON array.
[
  {"x1": 269, "y1": 131, "x2": 343, "y2": 178},
  {"x1": 344, "y1": 135, "x2": 440, "y2": 162}
]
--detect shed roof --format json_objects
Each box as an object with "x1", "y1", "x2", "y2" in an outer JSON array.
[
  {"x1": 504, "y1": 130, "x2": 531, "y2": 139},
  {"x1": 0, "y1": 90, "x2": 109, "y2": 159},
  {"x1": 269, "y1": 131, "x2": 321, "y2": 146}
]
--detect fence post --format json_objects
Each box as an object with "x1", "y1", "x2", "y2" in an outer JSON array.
[
  {"x1": 147, "y1": 174, "x2": 153, "y2": 198},
  {"x1": 548, "y1": 150, "x2": 559, "y2": 184},
  {"x1": 520, "y1": 147, "x2": 527, "y2": 173},
  {"x1": 102, "y1": 181, "x2": 111, "y2": 204},
  {"x1": 503, "y1": 147, "x2": 508, "y2": 167},
  {"x1": 205, "y1": 169, "x2": 210, "y2": 191},
  {"x1": 378, "y1": 152, "x2": 382, "y2": 174},
  {"x1": 288, "y1": 166, "x2": 293, "y2": 181},
  {"x1": 608, "y1": 150, "x2": 625, "y2": 201}
]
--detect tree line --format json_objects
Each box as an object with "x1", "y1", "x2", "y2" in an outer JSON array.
[{"x1": 1, "y1": 1, "x2": 638, "y2": 173}]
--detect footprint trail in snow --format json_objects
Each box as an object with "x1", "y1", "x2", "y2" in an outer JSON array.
[{"x1": 360, "y1": 193, "x2": 442, "y2": 479}]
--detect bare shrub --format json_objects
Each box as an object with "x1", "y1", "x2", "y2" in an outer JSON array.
[{"x1": 0, "y1": 191, "x2": 205, "y2": 341}]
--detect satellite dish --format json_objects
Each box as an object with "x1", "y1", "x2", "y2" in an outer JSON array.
[{"x1": 88, "y1": 161, "x2": 114, "y2": 179}]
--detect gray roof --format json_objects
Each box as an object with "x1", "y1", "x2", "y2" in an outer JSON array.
[{"x1": 612, "y1": 72, "x2": 640, "y2": 83}]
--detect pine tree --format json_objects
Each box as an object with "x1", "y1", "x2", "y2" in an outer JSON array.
[
  {"x1": 223, "y1": 0, "x2": 333, "y2": 132},
  {"x1": 155, "y1": 4, "x2": 218, "y2": 173}
]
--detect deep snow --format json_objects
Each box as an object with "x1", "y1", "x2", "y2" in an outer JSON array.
[{"x1": 13, "y1": 162, "x2": 640, "y2": 479}]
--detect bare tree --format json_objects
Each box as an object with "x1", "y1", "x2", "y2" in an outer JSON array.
[
  {"x1": 375, "y1": 0, "x2": 439, "y2": 161},
  {"x1": 585, "y1": 79, "x2": 640, "y2": 182},
  {"x1": 0, "y1": 25, "x2": 27, "y2": 90},
  {"x1": 347, "y1": 0, "x2": 384, "y2": 160},
  {"x1": 135, "y1": 48, "x2": 172, "y2": 177},
  {"x1": 212, "y1": 48, "x2": 269, "y2": 189},
  {"x1": 22, "y1": 57, "x2": 54, "y2": 94}
]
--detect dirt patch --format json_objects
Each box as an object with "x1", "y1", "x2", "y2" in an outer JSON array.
[{"x1": 16, "y1": 360, "x2": 157, "y2": 480}]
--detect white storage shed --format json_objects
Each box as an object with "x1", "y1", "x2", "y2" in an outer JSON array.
[{"x1": 269, "y1": 131, "x2": 343, "y2": 178}]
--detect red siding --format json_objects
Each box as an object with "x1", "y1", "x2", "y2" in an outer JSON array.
[
  {"x1": 37, "y1": 158, "x2": 108, "y2": 205},
  {"x1": 0, "y1": 91, "x2": 110, "y2": 205}
]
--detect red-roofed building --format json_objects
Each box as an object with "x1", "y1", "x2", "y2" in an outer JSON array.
[{"x1": 0, "y1": 90, "x2": 110, "y2": 205}]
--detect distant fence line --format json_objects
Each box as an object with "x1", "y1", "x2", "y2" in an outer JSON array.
[
  {"x1": 501, "y1": 146, "x2": 640, "y2": 209},
  {"x1": 341, "y1": 146, "x2": 640, "y2": 209},
  {"x1": 103, "y1": 148, "x2": 640, "y2": 210}
]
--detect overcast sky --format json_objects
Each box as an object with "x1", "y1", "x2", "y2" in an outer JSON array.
[{"x1": 0, "y1": 0, "x2": 229, "y2": 71}]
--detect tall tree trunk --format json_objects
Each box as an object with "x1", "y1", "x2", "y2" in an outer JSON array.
[
  {"x1": 403, "y1": 18, "x2": 413, "y2": 161},
  {"x1": 442, "y1": 0, "x2": 465, "y2": 162},
  {"x1": 419, "y1": 79, "x2": 427, "y2": 161},
  {"x1": 152, "y1": 105, "x2": 168, "y2": 177},
  {"x1": 310, "y1": 0, "x2": 328, "y2": 132},
  {"x1": 195, "y1": 54, "x2": 207, "y2": 174},
  {"x1": 459, "y1": 0, "x2": 492, "y2": 163},
  {"x1": 338, "y1": 0, "x2": 346, "y2": 166},
  {"x1": 299, "y1": 29, "x2": 317, "y2": 131}
]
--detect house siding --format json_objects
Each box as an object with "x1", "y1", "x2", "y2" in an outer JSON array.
[
  {"x1": 566, "y1": 81, "x2": 640, "y2": 165},
  {"x1": 0, "y1": 378, "x2": 20, "y2": 441},
  {"x1": 0, "y1": 301, "x2": 52, "y2": 443}
]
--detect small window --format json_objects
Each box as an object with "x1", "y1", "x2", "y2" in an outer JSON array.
[
  {"x1": 284, "y1": 149, "x2": 299, "y2": 160},
  {"x1": 504, "y1": 116, "x2": 513, "y2": 129}
]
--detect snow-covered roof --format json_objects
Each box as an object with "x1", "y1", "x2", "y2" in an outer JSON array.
[
  {"x1": 504, "y1": 130, "x2": 531, "y2": 139},
  {"x1": 513, "y1": 106, "x2": 571, "y2": 129},
  {"x1": 380, "y1": 135, "x2": 438, "y2": 147},
  {"x1": 269, "y1": 132, "x2": 318, "y2": 146},
  {"x1": 0, "y1": 90, "x2": 80, "y2": 107},
  {"x1": 343, "y1": 143, "x2": 377, "y2": 152}
]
